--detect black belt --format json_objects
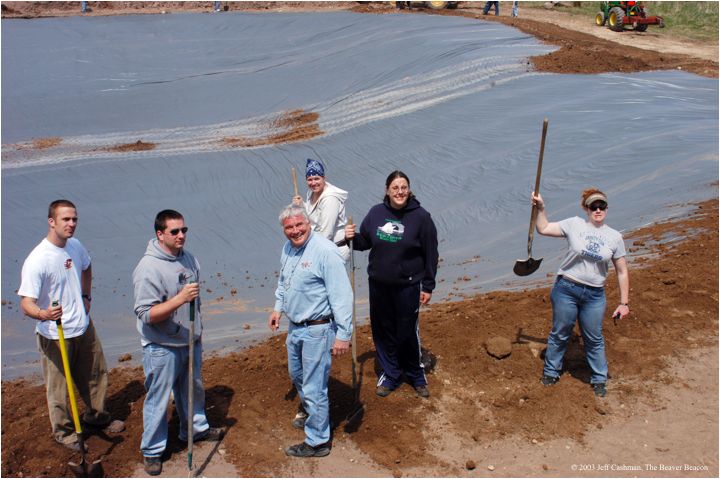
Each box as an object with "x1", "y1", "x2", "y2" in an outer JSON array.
[{"x1": 301, "y1": 314, "x2": 334, "y2": 326}]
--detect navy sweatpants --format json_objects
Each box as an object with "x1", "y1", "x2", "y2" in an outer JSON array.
[{"x1": 369, "y1": 279, "x2": 427, "y2": 389}]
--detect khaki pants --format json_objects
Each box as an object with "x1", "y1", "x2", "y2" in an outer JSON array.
[{"x1": 37, "y1": 320, "x2": 109, "y2": 444}]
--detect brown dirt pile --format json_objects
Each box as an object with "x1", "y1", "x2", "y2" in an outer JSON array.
[
  {"x1": 222, "y1": 109, "x2": 323, "y2": 147},
  {"x1": 2, "y1": 198, "x2": 716, "y2": 477}
]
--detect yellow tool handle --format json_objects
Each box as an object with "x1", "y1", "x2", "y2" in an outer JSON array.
[{"x1": 56, "y1": 320, "x2": 83, "y2": 434}]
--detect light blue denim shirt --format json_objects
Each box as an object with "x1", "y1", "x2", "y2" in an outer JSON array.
[{"x1": 274, "y1": 232, "x2": 353, "y2": 341}]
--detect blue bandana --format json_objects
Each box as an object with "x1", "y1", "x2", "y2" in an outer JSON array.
[{"x1": 305, "y1": 158, "x2": 325, "y2": 178}]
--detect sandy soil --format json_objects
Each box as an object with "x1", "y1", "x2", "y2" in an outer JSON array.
[{"x1": 1, "y1": 2, "x2": 718, "y2": 478}]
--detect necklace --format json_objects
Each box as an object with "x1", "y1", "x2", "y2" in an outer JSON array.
[{"x1": 281, "y1": 244, "x2": 307, "y2": 291}]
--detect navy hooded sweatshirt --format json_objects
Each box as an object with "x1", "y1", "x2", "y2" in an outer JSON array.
[{"x1": 352, "y1": 196, "x2": 438, "y2": 292}]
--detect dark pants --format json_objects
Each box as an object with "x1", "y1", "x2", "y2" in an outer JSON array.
[
  {"x1": 369, "y1": 279, "x2": 426, "y2": 389},
  {"x1": 483, "y1": 1, "x2": 499, "y2": 15}
]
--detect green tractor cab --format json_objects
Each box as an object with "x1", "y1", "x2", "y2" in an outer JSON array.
[{"x1": 595, "y1": 1, "x2": 664, "y2": 32}]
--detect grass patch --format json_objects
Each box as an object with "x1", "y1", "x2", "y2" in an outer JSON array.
[{"x1": 523, "y1": 1, "x2": 718, "y2": 42}]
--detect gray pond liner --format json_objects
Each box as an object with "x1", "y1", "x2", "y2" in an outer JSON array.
[{"x1": 2, "y1": 11, "x2": 717, "y2": 378}]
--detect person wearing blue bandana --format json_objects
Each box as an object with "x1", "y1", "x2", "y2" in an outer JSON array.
[
  {"x1": 292, "y1": 158, "x2": 350, "y2": 262},
  {"x1": 268, "y1": 204, "x2": 353, "y2": 458}
]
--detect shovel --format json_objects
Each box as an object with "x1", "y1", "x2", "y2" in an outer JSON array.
[
  {"x1": 514, "y1": 118, "x2": 549, "y2": 277},
  {"x1": 291, "y1": 167, "x2": 299, "y2": 198},
  {"x1": 346, "y1": 217, "x2": 365, "y2": 423},
  {"x1": 54, "y1": 302, "x2": 103, "y2": 478},
  {"x1": 348, "y1": 217, "x2": 358, "y2": 393},
  {"x1": 188, "y1": 283, "x2": 197, "y2": 475}
]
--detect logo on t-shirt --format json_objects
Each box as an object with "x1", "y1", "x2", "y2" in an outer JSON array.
[
  {"x1": 64, "y1": 258, "x2": 73, "y2": 270},
  {"x1": 581, "y1": 235, "x2": 604, "y2": 261},
  {"x1": 376, "y1": 220, "x2": 404, "y2": 243}
]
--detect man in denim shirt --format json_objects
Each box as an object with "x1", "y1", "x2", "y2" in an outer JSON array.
[{"x1": 269, "y1": 204, "x2": 353, "y2": 458}]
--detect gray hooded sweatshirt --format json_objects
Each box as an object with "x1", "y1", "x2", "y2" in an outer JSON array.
[{"x1": 132, "y1": 239, "x2": 202, "y2": 347}]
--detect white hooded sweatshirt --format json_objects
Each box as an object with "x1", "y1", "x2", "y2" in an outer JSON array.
[{"x1": 304, "y1": 181, "x2": 349, "y2": 262}]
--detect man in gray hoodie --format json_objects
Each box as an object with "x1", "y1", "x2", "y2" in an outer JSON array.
[{"x1": 132, "y1": 209, "x2": 224, "y2": 476}]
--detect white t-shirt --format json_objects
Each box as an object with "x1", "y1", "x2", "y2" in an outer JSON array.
[
  {"x1": 18, "y1": 238, "x2": 91, "y2": 339},
  {"x1": 557, "y1": 217, "x2": 626, "y2": 288}
]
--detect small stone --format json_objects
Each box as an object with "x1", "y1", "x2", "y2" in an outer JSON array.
[
  {"x1": 487, "y1": 465, "x2": 495, "y2": 471},
  {"x1": 243, "y1": 324, "x2": 251, "y2": 330},
  {"x1": 118, "y1": 353, "x2": 132, "y2": 362},
  {"x1": 542, "y1": 464, "x2": 549, "y2": 470},
  {"x1": 230, "y1": 288, "x2": 237, "y2": 296},
  {"x1": 531, "y1": 439, "x2": 538, "y2": 444},
  {"x1": 466, "y1": 460, "x2": 476, "y2": 470},
  {"x1": 392, "y1": 470, "x2": 402, "y2": 478}
]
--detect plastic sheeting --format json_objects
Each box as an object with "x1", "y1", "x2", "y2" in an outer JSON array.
[{"x1": 2, "y1": 11, "x2": 717, "y2": 377}]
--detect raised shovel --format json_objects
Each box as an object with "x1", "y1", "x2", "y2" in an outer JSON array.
[
  {"x1": 514, "y1": 118, "x2": 549, "y2": 277},
  {"x1": 54, "y1": 302, "x2": 103, "y2": 478}
]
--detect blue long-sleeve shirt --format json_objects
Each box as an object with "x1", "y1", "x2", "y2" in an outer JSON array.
[{"x1": 273, "y1": 232, "x2": 353, "y2": 341}]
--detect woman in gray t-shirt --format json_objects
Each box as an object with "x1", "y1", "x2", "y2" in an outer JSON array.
[{"x1": 531, "y1": 188, "x2": 630, "y2": 398}]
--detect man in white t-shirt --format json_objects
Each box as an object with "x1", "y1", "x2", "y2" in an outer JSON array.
[{"x1": 18, "y1": 199, "x2": 121, "y2": 450}]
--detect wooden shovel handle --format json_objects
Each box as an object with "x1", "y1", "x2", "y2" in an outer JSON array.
[
  {"x1": 291, "y1": 167, "x2": 299, "y2": 197},
  {"x1": 527, "y1": 118, "x2": 549, "y2": 256}
]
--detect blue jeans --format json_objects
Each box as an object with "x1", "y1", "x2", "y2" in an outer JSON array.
[
  {"x1": 141, "y1": 342, "x2": 209, "y2": 458},
  {"x1": 543, "y1": 277, "x2": 608, "y2": 384},
  {"x1": 286, "y1": 321, "x2": 336, "y2": 447}
]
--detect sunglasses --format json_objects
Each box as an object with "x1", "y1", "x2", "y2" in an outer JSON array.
[
  {"x1": 588, "y1": 202, "x2": 607, "y2": 212},
  {"x1": 166, "y1": 226, "x2": 189, "y2": 236}
]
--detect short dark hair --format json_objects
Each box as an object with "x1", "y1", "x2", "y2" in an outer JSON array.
[
  {"x1": 154, "y1": 209, "x2": 184, "y2": 233},
  {"x1": 48, "y1": 199, "x2": 76, "y2": 219}
]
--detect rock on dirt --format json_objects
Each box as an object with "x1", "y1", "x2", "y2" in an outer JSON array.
[{"x1": 485, "y1": 336, "x2": 513, "y2": 359}]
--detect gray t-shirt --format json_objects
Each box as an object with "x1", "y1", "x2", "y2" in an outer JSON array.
[{"x1": 556, "y1": 217, "x2": 626, "y2": 287}]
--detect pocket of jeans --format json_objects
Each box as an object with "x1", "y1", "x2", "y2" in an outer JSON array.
[{"x1": 306, "y1": 323, "x2": 330, "y2": 340}]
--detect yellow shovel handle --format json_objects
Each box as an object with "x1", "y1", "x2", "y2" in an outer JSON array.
[{"x1": 56, "y1": 320, "x2": 83, "y2": 434}]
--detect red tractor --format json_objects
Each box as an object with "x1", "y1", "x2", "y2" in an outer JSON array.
[{"x1": 595, "y1": 1, "x2": 664, "y2": 32}]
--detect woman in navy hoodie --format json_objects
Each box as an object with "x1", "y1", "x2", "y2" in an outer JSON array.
[{"x1": 345, "y1": 171, "x2": 438, "y2": 398}]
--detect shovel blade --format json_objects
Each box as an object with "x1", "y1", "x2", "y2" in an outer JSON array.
[
  {"x1": 513, "y1": 257, "x2": 543, "y2": 276},
  {"x1": 68, "y1": 458, "x2": 103, "y2": 478}
]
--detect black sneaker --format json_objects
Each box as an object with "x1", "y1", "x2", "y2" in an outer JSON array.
[
  {"x1": 143, "y1": 456, "x2": 162, "y2": 476},
  {"x1": 414, "y1": 385, "x2": 430, "y2": 398},
  {"x1": 540, "y1": 375, "x2": 559, "y2": 386},
  {"x1": 285, "y1": 441, "x2": 331, "y2": 458},
  {"x1": 196, "y1": 426, "x2": 227, "y2": 442},
  {"x1": 292, "y1": 404, "x2": 308, "y2": 430},
  {"x1": 592, "y1": 383, "x2": 607, "y2": 397},
  {"x1": 376, "y1": 385, "x2": 393, "y2": 397}
]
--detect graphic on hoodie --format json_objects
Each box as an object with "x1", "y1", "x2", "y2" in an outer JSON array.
[{"x1": 376, "y1": 219, "x2": 405, "y2": 243}]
